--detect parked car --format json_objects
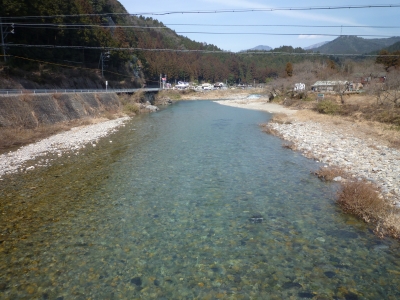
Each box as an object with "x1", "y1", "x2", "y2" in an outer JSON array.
[{"x1": 202, "y1": 83, "x2": 213, "y2": 90}]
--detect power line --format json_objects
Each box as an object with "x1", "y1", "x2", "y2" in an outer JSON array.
[
  {"x1": 172, "y1": 33, "x2": 396, "y2": 38},
  {"x1": 9, "y1": 55, "x2": 136, "y2": 78},
  {"x1": 166, "y1": 24, "x2": 400, "y2": 29},
  {"x1": 4, "y1": 22, "x2": 400, "y2": 30},
  {"x1": 1, "y1": 22, "x2": 397, "y2": 37},
  {"x1": 6, "y1": 44, "x2": 400, "y2": 57},
  {"x1": 1, "y1": 4, "x2": 400, "y2": 19},
  {"x1": 4, "y1": 26, "x2": 397, "y2": 38}
]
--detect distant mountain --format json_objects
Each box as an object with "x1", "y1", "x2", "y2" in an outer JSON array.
[
  {"x1": 246, "y1": 45, "x2": 272, "y2": 51},
  {"x1": 384, "y1": 41, "x2": 400, "y2": 52},
  {"x1": 313, "y1": 35, "x2": 400, "y2": 54},
  {"x1": 303, "y1": 41, "x2": 329, "y2": 50}
]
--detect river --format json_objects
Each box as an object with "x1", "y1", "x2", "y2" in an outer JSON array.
[{"x1": 1, "y1": 100, "x2": 399, "y2": 299}]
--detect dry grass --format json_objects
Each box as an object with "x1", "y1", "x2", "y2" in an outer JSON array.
[
  {"x1": 314, "y1": 166, "x2": 348, "y2": 181},
  {"x1": 157, "y1": 90, "x2": 182, "y2": 101},
  {"x1": 259, "y1": 123, "x2": 280, "y2": 136},
  {"x1": 52, "y1": 93, "x2": 62, "y2": 100},
  {"x1": 270, "y1": 113, "x2": 293, "y2": 124},
  {"x1": 20, "y1": 93, "x2": 34, "y2": 103},
  {"x1": 102, "y1": 111, "x2": 117, "y2": 120},
  {"x1": 0, "y1": 118, "x2": 99, "y2": 150},
  {"x1": 294, "y1": 109, "x2": 400, "y2": 149},
  {"x1": 336, "y1": 180, "x2": 400, "y2": 239},
  {"x1": 381, "y1": 213, "x2": 400, "y2": 239},
  {"x1": 118, "y1": 94, "x2": 141, "y2": 115},
  {"x1": 282, "y1": 141, "x2": 297, "y2": 150},
  {"x1": 309, "y1": 165, "x2": 400, "y2": 239},
  {"x1": 337, "y1": 180, "x2": 387, "y2": 223}
]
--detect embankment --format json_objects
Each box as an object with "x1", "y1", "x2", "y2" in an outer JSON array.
[{"x1": 0, "y1": 93, "x2": 121, "y2": 128}]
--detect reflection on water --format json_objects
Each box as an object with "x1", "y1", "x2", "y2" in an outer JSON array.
[{"x1": 1, "y1": 101, "x2": 400, "y2": 299}]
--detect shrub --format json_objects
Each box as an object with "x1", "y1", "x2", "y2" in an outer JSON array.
[
  {"x1": 123, "y1": 103, "x2": 139, "y2": 115},
  {"x1": 159, "y1": 90, "x2": 181, "y2": 100},
  {"x1": 314, "y1": 166, "x2": 347, "y2": 181},
  {"x1": 52, "y1": 93, "x2": 62, "y2": 100},
  {"x1": 270, "y1": 113, "x2": 292, "y2": 124},
  {"x1": 259, "y1": 123, "x2": 280, "y2": 136},
  {"x1": 316, "y1": 100, "x2": 340, "y2": 115},
  {"x1": 337, "y1": 180, "x2": 388, "y2": 224}
]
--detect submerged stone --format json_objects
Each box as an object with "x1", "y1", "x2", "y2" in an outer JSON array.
[
  {"x1": 282, "y1": 281, "x2": 302, "y2": 289},
  {"x1": 324, "y1": 271, "x2": 336, "y2": 278},
  {"x1": 298, "y1": 292, "x2": 315, "y2": 298},
  {"x1": 344, "y1": 292, "x2": 359, "y2": 300},
  {"x1": 130, "y1": 277, "x2": 142, "y2": 286},
  {"x1": 249, "y1": 213, "x2": 263, "y2": 223}
]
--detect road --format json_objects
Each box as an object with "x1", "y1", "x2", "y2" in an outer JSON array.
[{"x1": 0, "y1": 88, "x2": 160, "y2": 95}]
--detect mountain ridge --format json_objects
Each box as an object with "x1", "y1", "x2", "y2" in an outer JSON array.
[{"x1": 313, "y1": 35, "x2": 400, "y2": 54}]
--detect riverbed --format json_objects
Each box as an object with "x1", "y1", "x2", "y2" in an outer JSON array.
[{"x1": 1, "y1": 101, "x2": 400, "y2": 299}]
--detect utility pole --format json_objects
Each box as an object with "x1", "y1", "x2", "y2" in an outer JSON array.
[
  {"x1": 0, "y1": 18, "x2": 14, "y2": 62},
  {"x1": 98, "y1": 51, "x2": 110, "y2": 78}
]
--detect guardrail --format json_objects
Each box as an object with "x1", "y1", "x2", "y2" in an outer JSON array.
[{"x1": 0, "y1": 88, "x2": 160, "y2": 95}]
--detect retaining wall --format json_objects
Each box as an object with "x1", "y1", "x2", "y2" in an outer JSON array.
[{"x1": 0, "y1": 93, "x2": 121, "y2": 128}]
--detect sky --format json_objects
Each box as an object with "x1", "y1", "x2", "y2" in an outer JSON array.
[{"x1": 118, "y1": 0, "x2": 400, "y2": 52}]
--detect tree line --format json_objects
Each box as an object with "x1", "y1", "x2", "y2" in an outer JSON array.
[{"x1": 4, "y1": 0, "x2": 389, "y2": 87}]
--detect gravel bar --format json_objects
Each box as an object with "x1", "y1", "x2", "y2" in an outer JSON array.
[
  {"x1": 0, "y1": 117, "x2": 130, "y2": 178},
  {"x1": 267, "y1": 121, "x2": 400, "y2": 204}
]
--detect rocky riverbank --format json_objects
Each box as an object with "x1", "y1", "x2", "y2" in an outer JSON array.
[
  {"x1": 0, "y1": 117, "x2": 129, "y2": 178},
  {"x1": 216, "y1": 98, "x2": 400, "y2": 205},
  {"x1": 267, "y1": 121, "x2": 400, "y2": 204}
]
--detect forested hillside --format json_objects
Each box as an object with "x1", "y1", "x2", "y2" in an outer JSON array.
[
  {"x1": 314, "y1": 36, "x2": 400, "y2": 55},
  {"x1": 0, "y1": 0, "x2": 358, "y2": 87}
]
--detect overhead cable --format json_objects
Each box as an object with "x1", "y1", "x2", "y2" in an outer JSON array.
[
  {"x1": 6, "y1": 44, "x2": 400, "y2": 57},
  {"x1": 3, "y1": 22, "x2": 400, "y2": 30},
  {"x1": 1, "y1": 4, "x2": 400, "y2": 19}
]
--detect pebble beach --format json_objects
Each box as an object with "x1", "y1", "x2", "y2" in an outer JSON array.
[
  {"x1": 267, "y1": 121, "x2": 400, "y2": 204},
  {"x1": 0, "y1": 117, "x2": 130, "y2": 179}
]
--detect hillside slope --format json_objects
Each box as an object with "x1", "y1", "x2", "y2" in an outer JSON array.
[{"x1": 314, "y1": 36, "x2": 400, "y2": 54}]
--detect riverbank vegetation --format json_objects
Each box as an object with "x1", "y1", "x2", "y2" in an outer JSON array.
[
  {"x1": 265, "y1": 94, "x2": 400, "y2": 239},
  {"x1": 313, "y1": 166, "x2": 400, "y2": 239},
  {"x1": 5, "y1": 1, "x2": 398, "y2": 90}
]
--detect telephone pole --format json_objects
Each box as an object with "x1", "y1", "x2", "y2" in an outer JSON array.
[{"x1": 98, "y1": 51, "x2": 110, "y2": 78}]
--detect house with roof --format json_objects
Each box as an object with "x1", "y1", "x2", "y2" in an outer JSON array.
[{"x1": 311, "y1": 81, "x2": 349, "y2": 92}]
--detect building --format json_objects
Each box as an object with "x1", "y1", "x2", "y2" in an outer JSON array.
[{"x1": 311, "y1": 81, "x2": 349, "y2": 92}]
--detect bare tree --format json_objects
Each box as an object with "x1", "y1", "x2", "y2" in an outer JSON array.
[
  {"x1": 366, "y1": 70, "x2": 400, "y2": 107},
  {"x1": 382, "y1": 70, "x2": 400, "y2": 107}
]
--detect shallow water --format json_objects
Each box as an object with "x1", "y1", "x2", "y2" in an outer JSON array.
[{"x1": 1, "y1": 101, "x2": 400, "y2": 299}]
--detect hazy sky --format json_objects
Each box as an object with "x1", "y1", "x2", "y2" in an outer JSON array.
[{"x1": 118, "y1": 0, "x2": 400, "y2": 52}]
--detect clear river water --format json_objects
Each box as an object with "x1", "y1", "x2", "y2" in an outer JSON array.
[{"x1": 1, "y1": 100, "x2": 400, "y2": 299}]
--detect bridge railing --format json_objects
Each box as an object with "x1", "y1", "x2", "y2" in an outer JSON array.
[{"x1": 0, "y1": 88, "x2": 160, "y2": 95}]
